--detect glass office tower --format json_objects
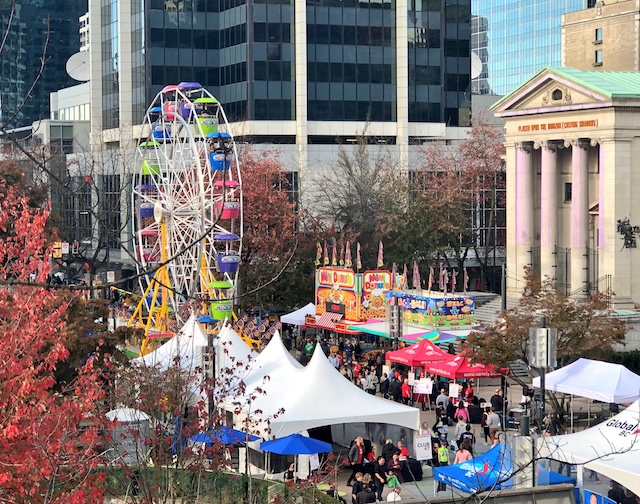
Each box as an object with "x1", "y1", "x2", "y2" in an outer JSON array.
[
  {"x1": 471, "y1": 0, "x2": 585, "y2": 95},
  {"x1": 93, "y1": 0, "x2": 470, "y2": 128}
]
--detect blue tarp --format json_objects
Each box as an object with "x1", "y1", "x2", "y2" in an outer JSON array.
[
  {"x1": 433, "y1": 443, "x2": 514, "y2": 494},
  {"x1": 536, "y1": 464, "x2": 576, "y2": 486}
]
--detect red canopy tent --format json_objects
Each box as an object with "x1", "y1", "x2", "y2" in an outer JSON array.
[
  {"x1": 423, "y1": 354, "x2": 502, "y2": 379},
  {"x1": 386, "y1": 338, "x2": 449, "y2": 367}
]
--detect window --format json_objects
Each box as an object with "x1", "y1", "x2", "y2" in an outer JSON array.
[
  {"x1": 594, "y1": 50, "x2": 603, "y2": 66},
  {"x1": 564, "y1": 182, "x2": 572, "y2": 203},
  {"x1": 595, "y1": 27, "x2": 602, "y2": 43}
]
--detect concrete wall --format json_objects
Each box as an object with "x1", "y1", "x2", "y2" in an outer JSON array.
[{"x1": 562, "y1": 0, "x2": 640, "y2": 71}]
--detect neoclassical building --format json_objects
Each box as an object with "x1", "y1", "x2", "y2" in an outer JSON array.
[{"x1": 492, "y1": 67, "x2": 640, "y2": 308}]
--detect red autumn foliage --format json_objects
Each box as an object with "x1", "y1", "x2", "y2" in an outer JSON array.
[{"x1": 0, "y1": 183, "x2": 106, "y2": 503}]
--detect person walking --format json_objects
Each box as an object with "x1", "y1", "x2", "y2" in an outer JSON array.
[
  {"x1": 481, "y1": 406, "x2": 491, "y2": 445},
  {"x1": 487, "y1": 408, "x2": 502, "y2": 446},
  {"x1": 436, "y1": 442, "x2": 450, "y2": 491},
  {"x1": 373, "y1": 456, "x2": 387, "y2": 501},
  {"x1": 453, "y1": 439, "x2": 474, "y2": 464},
  {"x1": 347, "y1": 436, "x2": 365, "y2": 486},
  {"x1": 379, "y1": 373, "x2": 390, "y2": 399},
  {"x1": 401, "y1": 378, "x2": 411, "y2": 405}
]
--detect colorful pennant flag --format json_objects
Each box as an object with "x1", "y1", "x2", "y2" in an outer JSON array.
[
  {"x1": 451, "y1": 269, "x2": 458, "y2": 294},
  {"x1": 356, "y1": 242, "x2": 362, "y2": 271},
  {"x1": 331, "y1": 238, "x2": 338, "y2": 266},
  {"x1": 443, "y1": 269, "x2": 449, "y2": 294},
  {"x1": 323, "y1": 239, "x2": 329, "y2": 266},
  {"x1": 391, "y1": 262, "x2": 397, "y2": 289},
  {"x1": 463, "y1": 267, "x2": 469, "y2": 294},
  {"x1": 376, "y1": 241, "x2": 384, "y2": 268},
  {"x1": 428, "y1": 266, "x2": 434, "y2": 292},
  {"x1": 402, "y1": 263, "x2": 408, "y2": 290},
  {"x1": 315, "y1": 241, "x2": 322, "y2": 267},
  {"x1": 345, "y1": 241, "x2": 352, "y2": 268},
  {"x1": 412, "y1": 261, "x2": 421, "y2": 290},
  {"x1": 339, "y1": 238, "x2": 345, "y2": 266}
]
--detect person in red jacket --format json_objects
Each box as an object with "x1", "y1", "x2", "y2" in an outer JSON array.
[{"x1": 401, "y1": 378, "x2": 411, "y2": 405}]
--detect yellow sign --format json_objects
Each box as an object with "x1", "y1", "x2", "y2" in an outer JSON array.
[
  {"x1": 518, "y1": 119, "x2": 598, "y2": 133},
  {"x1": 317, "y1": 267, "x2": 355, "y2": 289}
]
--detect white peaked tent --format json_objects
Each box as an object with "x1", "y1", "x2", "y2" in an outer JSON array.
[
  {"x1": 214, "y1": 324, "x2": 256, "y2": 377},
  {"x1": 532, "y1": 358, "x2": 640, "y2": 403},
  {"x1": 280, "y1": 303, "x2": 315, "y2": 326},
  {"x1": 230, "y1": 343, "x2": 421, "y2": 438},
  {"x1": 539, "y1": 400, "x2": 640, "y2": 495},
  {"x1": 131, "y1": 313, "x2": 208, "y2": 373},
  {"x1": 231, "y1": 330, "x2": 303, "y2": 392}
]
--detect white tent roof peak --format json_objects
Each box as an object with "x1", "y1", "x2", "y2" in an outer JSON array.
[
  {"x1": 252, "y1": 329, "x2": 302, "y2": 370},
  {"x1": 280, "y1": 303, "x2": 315, "y2": 325},
  {"x1": 131, "y1": 313, "x2": 208, "y2": 372},
  {"x1": 539, "y1": 400, "x2": 640, "y2": 495},
  {"x1": 532, "y1": 358, "x2": 640, "y2": 404}
]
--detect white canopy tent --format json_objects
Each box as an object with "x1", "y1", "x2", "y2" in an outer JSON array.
[
  {"x1": 131, "y1": 313, "x2": 208, "y2": 373},
  {"x1": 539, "y1": 399, "x2": 640, "y2": 496},
  {"x1": 532, "y1": 358, "x2": 640, "y2": 404},
  {"x1": 280, "y1": 303, "x2": 315, "y2": 326},
  {"x1": 225, "y1": 341, "x2": 421, "y2": 439},
  {"x1": 214, "y1": 324, "x2": 256, "y2": 377}
]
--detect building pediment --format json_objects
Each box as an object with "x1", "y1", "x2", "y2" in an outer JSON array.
[{"x1": 492, "y1": 67, "x2": 613, "y2": 117}]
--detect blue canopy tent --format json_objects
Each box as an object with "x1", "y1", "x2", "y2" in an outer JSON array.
[
  {"x1": 434, "y1": 444, "x2": 576, "y2": 495},
  {"x1": 434, "y1": 443, "x2": 514, "y2": 494},
  {"x1": 535, "y1": 464, "x2": 576, "y2": 485}
]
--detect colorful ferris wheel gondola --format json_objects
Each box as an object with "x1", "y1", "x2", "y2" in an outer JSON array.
[{"x1": 128, "y1": 82, "x2": 243, "y2": 354}]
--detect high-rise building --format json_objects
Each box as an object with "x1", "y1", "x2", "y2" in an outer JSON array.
[
  {"x1": 471, "y1": 0, "x2": 586, "y2": 96},
  {"x1": 88, "y1": 0, "x2": 472, "y2": 169},
  {"x1": 0, "y1": 0, "x2": 87, "y2": 126}
]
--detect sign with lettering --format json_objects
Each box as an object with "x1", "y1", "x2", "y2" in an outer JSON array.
[
  {"x1": 414, "y1": 434, "x2": 433, "y2": 461},
  {"x1": 387, "y1": 292, "x2": 475, "y2": 327},
  {"x1": 517, "y1": 119, "x2": 598, "y2": 133},
  {"x1": 361, "y1": 270, "x2": 391, "y2": 321},
  {"x1": 316, "y1": 267, "x2": 360, "y2": 321}
]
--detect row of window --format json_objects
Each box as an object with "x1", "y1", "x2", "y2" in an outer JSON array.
[
  {"x1": 308, "y1": 100, "x2": 394, "y2": 121},
  {"x1": 254, "y1": 60, "x2": 293, "y2": 81},
  {"x1": 149, "y1": 0, "x2": 246, "y2": 12},
  {"x1": 308, "y1": 62, "x2": 393, "y2": 84},
  {"x1": 307, "y1": 24, "x2": 393, "y2": 46}
]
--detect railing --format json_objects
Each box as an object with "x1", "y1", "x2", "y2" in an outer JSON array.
[{"x1": 567, "y1": 274, "x2": 612, "y2": 308}]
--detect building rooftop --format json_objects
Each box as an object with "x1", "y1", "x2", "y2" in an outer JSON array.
[{"x1": 493, "y1": 66, "x2": 640, "y2": 110}]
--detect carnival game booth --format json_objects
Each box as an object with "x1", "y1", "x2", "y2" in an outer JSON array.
[{"x1": 539, "y1": 399, "x2": 640, "y2": 499}]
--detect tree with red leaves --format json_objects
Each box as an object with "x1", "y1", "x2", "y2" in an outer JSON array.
[
  {"x1": 0, "y1": 183, "x2": 106, "y2": 504},
  {"x1": 238, "y1": 147, "x2": 301, "y2": 309}
]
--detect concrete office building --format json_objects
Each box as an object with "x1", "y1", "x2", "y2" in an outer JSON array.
[{"x1": 562, "y1": 0, "x2": 640, "y2": 71}]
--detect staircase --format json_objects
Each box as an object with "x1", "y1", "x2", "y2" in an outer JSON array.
[{"x1": 473, "y1": 294, "x2": 518, "y2": 325}]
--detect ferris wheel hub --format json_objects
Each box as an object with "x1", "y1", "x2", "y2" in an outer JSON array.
[{"x1": 153, "y1": 201, "x2": 167, "y2": 224}]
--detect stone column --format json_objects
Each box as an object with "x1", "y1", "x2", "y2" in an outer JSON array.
[
  {"x1": 515, "y1": 142, "x2": 534, "y2": 279},
  {"x1": 539, "y1": 141, "x2": 559, "y2": 283},
  {"x1": 569, "y1": 139, "x2": 590, "y2": 295}
]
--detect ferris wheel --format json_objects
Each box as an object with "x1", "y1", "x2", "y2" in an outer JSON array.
[{"x1": 128, "y1": 82, "x2": 242, "y2": 353}]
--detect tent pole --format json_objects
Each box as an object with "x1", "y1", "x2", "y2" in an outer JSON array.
[
  {"x1": 588, "y1": 399, "x2": 591, "y2": 428},
  {"x1": 570, "y1": 395, "x2": 574, "y2": 433}
]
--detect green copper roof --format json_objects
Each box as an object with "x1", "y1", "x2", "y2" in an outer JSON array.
[{"x1": 492, "y1": 66, "x2": 640, "y2": 110}]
